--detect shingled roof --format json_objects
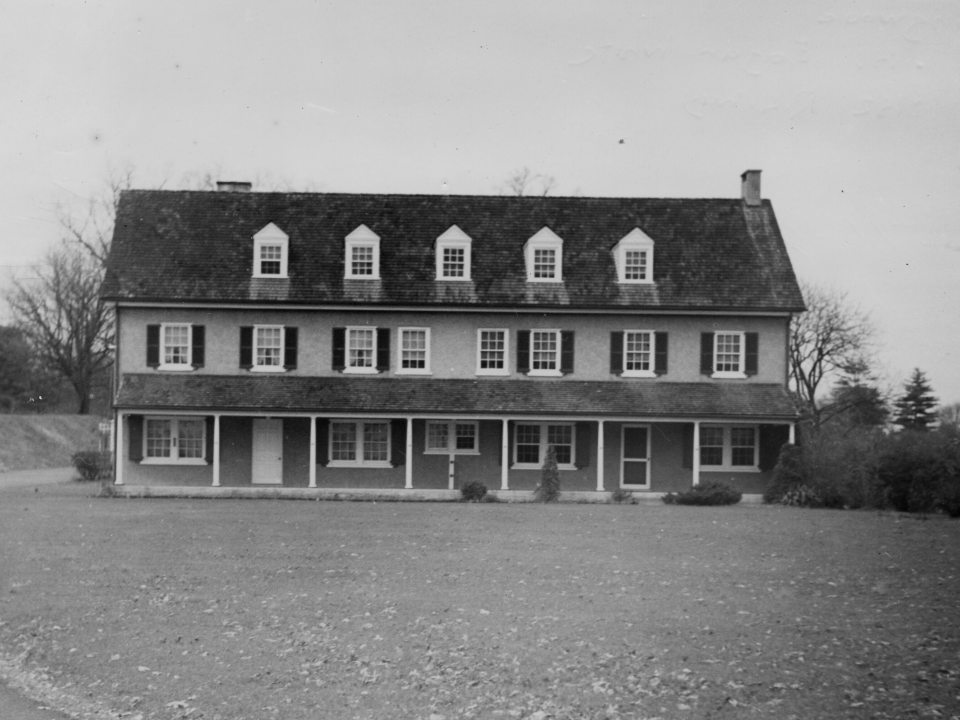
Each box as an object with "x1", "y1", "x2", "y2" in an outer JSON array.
[
  {"x1": 103, "y1": 189, "x2": 804, "y2": 312},
  {"x1": 116, "y1": 373, "x2": 798, "y2": 420}
]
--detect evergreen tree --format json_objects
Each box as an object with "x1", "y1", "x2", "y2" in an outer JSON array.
[{"x1": 893, "y1": 368, "x2": 938, "y2": 431}]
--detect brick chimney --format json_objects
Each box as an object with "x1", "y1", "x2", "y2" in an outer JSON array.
[
  {"x1": 740, "y1": 169, "x2": 762, "y2": 206},
  {"x1": 216, "y1": 181, "x2": 252, "y2": 193}
]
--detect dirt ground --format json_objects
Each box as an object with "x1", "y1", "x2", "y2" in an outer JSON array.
[{"x1": 0, "y1": 473, "x2": 958, "y2": 720}]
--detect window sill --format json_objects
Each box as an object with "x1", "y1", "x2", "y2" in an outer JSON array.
[
  {"x1": 700, "y1": 466, "x2": 760, "y2": 473},
  {"x1": 511, "y1": 463, "x2": 577, "y2": 471},
  {"x1": 436, "y1": 276, "x2": 471, "y2": 282},
  {"x1": 252, "y1": 273, "x2": 289, "y2": 279},
  {"x1": 140, "y1": 458, "x2": 208, "y2": 466},
  {"x1": 424, "y1": 450, "x2": 480, "y2": 456},
  {"x1": 157, "y1": 364, "x2": 195, "y2": 372},
  {"x1": 620, "y1": 482, "x2": 650, "y2": 489},
  {"x1": 344, "y1": 274, "x2": 381, "y2": 281},
  {"x1": 342, "y1": 367, "x2": 379, "y2": 375},
  {"x1": 621, "y1": 370, "x2": 656, "y2": 379},
  {"x1": 476, "y1": 369, "x2": 510, "y2": 376},
  {"x1": 527, "y1": 370, "x2": 563, "y2": 378},
  {"x1": 249, "y1": 366, "x2": 287, "y2": 373},
  {"x1": 326, "y1": 460, "x2": 393, "y2": 469},
  {"x1": 711, "y1": 371, "x2": 747, "y2": 380}
]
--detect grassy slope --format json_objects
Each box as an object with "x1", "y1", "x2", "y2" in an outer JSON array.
[
  {"x1": 0, "y1": 414, "x2": 102, "y2": 472},
  {"x1": 0, "y1": 485, "x2": 958, "y2": 720}
]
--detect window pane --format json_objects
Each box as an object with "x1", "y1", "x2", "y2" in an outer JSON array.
[
  {"x1": 348, "y1": 329, "x2": 375, "y2": 368},
  {"x1": 363, "y1": 423, "x2": 389, "y2": 462},
  {"x1": 178, "y1": 420, "x2": 204, "y2": 459},
  {"x1": 479, "y1": 330, "x2": 505, "y2": 370},
  {"x1": 145, "y1": 419, "x2": 172, "y2": 458},
  {"x1": 531, "y1": 331, "x2": 558, "y2": 370},
  {"x1": 533, "y1": 248, "x2": 556, "y2": 279},
  {"x1": 441, "y1": 246, "x2": 465, "y2": 278},
  {"x1": 623, "y1": 249, "x2": 647, "y2": 280},
  {"x1": 731, "y1": 427, "x2": 756, "y2": 466},
  {"x1": 426, "y1": 422, "x2": 448, "y2": 451},
  {"x1": 455, "y1": 423, "x2": 477, "y2": 451},
  {"x1": 547, "y1": 425, "x2": 572, "y2": 464},
  {"x1": 256, "y1": 327, "x2": 283, "y2": 366},
  {"x1": 351, "y1": 245, "x2": 374, "y2": 276},
  {"x1": 330, "y1": 422, "x2": 356, "y2": 461},
  {"x1": 700, "y1": 426, "x2": 724, "y2": 466},
  {"x1": 259, "y1": 243, "x2": 282, "y2": 275},
  {"x1": 401, "y1": 329, "x2": 427, "y2": 369},
  {"x1": 163, "y1": 325, "x2": 190, "y2": 365},
  {"x1": 624, "y1": 331, "x2": 652, "y2": 371},
  {"x1": 515, "y1": 424, "x2": 540, "y2": 464},
  {"x1": 715, "y1": 333, "x2": 742, "y2": 373}
]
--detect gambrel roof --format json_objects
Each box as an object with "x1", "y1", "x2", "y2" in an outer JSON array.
[{"x1": 103, "y1": 190, "x2": 804, "y2": 312}]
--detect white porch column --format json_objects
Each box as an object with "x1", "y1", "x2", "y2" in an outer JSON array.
[
  {"x1": 692, "y1": 421, "x2": 701, "y2": 487},
  {"x1": 405, "y1": 417, "x2": 414, "y2": 489},
  {"x1": 595, "y1": 420, "x2": 605, "y2": 491},
  {"x1": 212, "y1": 414, "x2": 221, "y2": 487},
  {"x1": 500, "y1": 419, "x2": 509, "y2": 490},
  {"x1": 114, "y1": 412, "x2": 124, "y2": 486},
  {"x1": 308, "y1": 416, "x2": 317, "y2": 488},
  {"x1": 448, "y1": 454, "x2": 456, "y2": 490},
  {"x1": 788, "y1": 422, "x2": 796, "y2": 445}
]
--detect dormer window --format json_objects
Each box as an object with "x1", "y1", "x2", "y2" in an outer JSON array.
[
  {"x1": 613, "y1": 228, "x2": 654, "y2": 283},
  {"x1": 435, "y1": 225, "x2": 472, "y2": 281},
  {"x1": 253, "y1": 223, "x2": 289, "y2": 278},
  {"x1": 345, "y1": 225, "x2": 380, "y2": 279},
  {"x1": 524, "y1": 227, "x2": 563, "y2": 282}
]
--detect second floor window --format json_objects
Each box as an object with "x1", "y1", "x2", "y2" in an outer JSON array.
[
  {"x1": 517, "y1": 329, "x2": 574, "y2": 376},
  {"x1": 348, "y1": 328, "x2": 376, "y2": 370},
  {"x1": 256, "y1": 326, "x2": 283, "y2": 368},
  {"x1": 611, "y1": 331, "x2": 668, "y2": 377},
  {"x1": 239, "y1": 325, "x2": 298, "y2": 372},
  {"x1": 531, "y1": 330, "x2": 559, "y2": 371},
  {"x1": 147, "y1": 323, "x2": 204, "y2": 370},
  {"x1": 701, "y1": 331, "x2": 758, "y2": 378},
  {"x1": 332, "y1": 327, "x2": 390, "y2": 373},
  {"x1": 398, "y1": 328, "x2": 430, "y2": 373},
  {"x1": 477, "y1": 329, "x2": 508, "y2": 374}
]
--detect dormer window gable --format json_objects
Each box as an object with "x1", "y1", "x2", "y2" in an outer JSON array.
[
  {"x1": 613, "y1": 228, "x2": 655, "y2": 284},
  {"x1": 435, "y1": 225, "x2": 472, "y2": 281},
  {"x1": 524, "y1": 227, "x2": 563, "y2": 282},
  {"x1": 345, "y1": 225, "x2": 380, "y2": 279},
  {"x1": 252, "y1": 223, "x2": 289, "y2": 278}
]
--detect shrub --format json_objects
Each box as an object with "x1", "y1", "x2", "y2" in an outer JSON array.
[
  {"x1": 877, "y1": 429, "x2": 960, "y2": 514},
  {"x1": 460, "y1": 480, "x2": 489, "y2": 502},
  {"x1": 610, "y1": 488, "x2": 636, "y2": 504},
  {"x1": 534, "y1": 445, "x2": 561, "y2": 502},
  {"x1": 72, "y1": 450, "x2": 111, "y2": 482},
  {"x1": 662, "y1": 481, "x2": 742, "y2": 506},
  {"x1": 764, "y1": 444, "x2": 806, "y2": 504}
]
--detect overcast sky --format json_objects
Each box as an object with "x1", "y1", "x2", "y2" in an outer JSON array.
[{"x1": 2, "y1": 1, "x2": 959, "y2": 403}]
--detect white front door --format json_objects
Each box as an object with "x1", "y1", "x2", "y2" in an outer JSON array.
[
  {"x1": 621, "y1": 424, "x2": 650, "y2": 489},
  {"x1": 252, "y1": 418, "x2": 283, "y2": 485}
]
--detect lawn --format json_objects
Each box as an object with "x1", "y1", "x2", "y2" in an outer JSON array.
[{"x1": 1, "y1": 481, "x2": 958, "y2": 720}]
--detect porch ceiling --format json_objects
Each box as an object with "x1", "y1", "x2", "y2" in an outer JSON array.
[{"x1": 116, "y1": 373, "x2": 798, "y2": 421}]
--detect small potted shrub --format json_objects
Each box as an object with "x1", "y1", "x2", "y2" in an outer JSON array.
[{"x1": 662, "y1": 481, "x2": 742, "y2": 506}]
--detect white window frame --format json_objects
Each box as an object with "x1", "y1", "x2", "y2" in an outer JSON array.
[
  {"x1": 345, "y1": 225, "x2": 380, "y2": 279},
  {"x1": 613, "y1": 228, "x2": 654, "y2": 284},
  {"x1": 424, "y1": 420, "x2": 479, "y2": 455},
  {"x1": 158, "y1": 323, "x2": 193, "y2": 371},
  {"x1": 327, "y1": 420, "x2": 392, "y2": 468},
  {"x1": 344, "y1": 327, "x2": 378, "y2": 374},
  {"x1": 252, "y1": 223, "x2": 289, "y2": 278},
  {"x1": 699, "y1": 424, "x2": 759, "y2": 471},
  {"x1": 621, "y1": 329, "x2": 656, "y2": 378},
  {"x1": 397, "y1": 327, "x2": 431, "y2": 375},
  {"x1": 476, "y1": 328, "x2": 510, "y2": 376},
  {"x1": 511, "y1": 422, "x2": 576, "y2": 470},
  {"x1": 435, "y1": 225, "x2": 472, "y2": 281},
  {"x1": 713, "y1": 331, "x2": 747, "y2": 379},
  {"x1": 529, "y1": 329, "x2": 562, "y2": 377},
  {"x1": 251, "y1": 324, "x2": 286, "y2": 373},
  {"x1": 141, "y1": 416, "x2": 207, "y2": 465},
  {"x1": 524, "y1": 227, "x2": 563, "y2": 282}
]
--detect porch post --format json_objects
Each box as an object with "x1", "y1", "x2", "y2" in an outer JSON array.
[
  {"x1": 500, "y1": 419, "x2": 509, "y2": 491},
  {"x1": 692, "y1": 421, "x2": 701, "y2": 487},
  {"x1": 405, "y1": 417, "x2": 413, "y2": 489},
  {"x1": 114, "y1": 412, "x2": 124, "y2": 486},
  {"x1": 448, "y1": 454, "x2": 455, "y2": 490},
  {"x1": 212, "y1": 414, "x2": 221, "y2": 487},
  {"x1": 308, "y1": 416, "x2": 317, "y2": 488},
  {"x1": 596, "y1": 420, "x2": 605, "y2": 491},
  {"x1": 788, "y1": 422, "x2": 796, "y2": 445}
]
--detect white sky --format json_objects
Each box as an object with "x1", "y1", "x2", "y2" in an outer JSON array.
[{"x1": 2, "y1": 1, "x2": 959, "y2": 402}]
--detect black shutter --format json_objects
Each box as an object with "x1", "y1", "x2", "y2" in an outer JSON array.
[
  {"x1": 654, "y1": 332, "x2": 668, "y2": 375},
  {"x1": 376, "y1": 328, "x2": 390, "y2": 372},
  {"x1": 146, "y1": 325, "x2": 160, "y2": 368},
  {"x1": 316, "y1": 419, "x2": 329, "y2": 466},
  {"x1": 128, "y1": 415, "x2": 144, "y2": 462},
  {"x1": 574, "y1": 422, "x2": 591, "y2": 469},
  {"x1": 517, "y1": 330, "x2": 530, "y2": 373},
  {"x1": 560, "y1": 331, "x2": 575, "y2": 374},
  {"x1": 700, "y1": 333, "x2": 714, "y2": 375},
  {"x1": 239, "y1": 326, "x2": 254, "y2": 369},
  {"x1": 745, "y1": 332, "x2": 759, "y2": 376},
  {"x1": 205, "y1": 416, "x2": 215, "y2": 463},
  {"x1": 610, "y1": 332, "x2": 623, "y2": 374},
  {"x1": 332, "y1": 327, "x2": 346, "y2": 371},
  {"x1": 283, "y1": 327, "x2": 298, "y2": 369},
  {"x1": 191, "y1": 325, "x2": 205, "y2": 368},
  {"x1": 390, "y1": 419, "x2": 406, "y2": 467},
  {"x1": 680, "y1": 423, "x2": 694, "y2": 469},
  {"x1": 758, "y1": 425, "x2": 790, "y2": 471}
]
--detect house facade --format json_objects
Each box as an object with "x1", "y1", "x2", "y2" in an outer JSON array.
[{"x1": 103, "y1": 170, "x2": 804, "y2": 498}]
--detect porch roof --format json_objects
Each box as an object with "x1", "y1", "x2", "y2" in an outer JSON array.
[{"x1": 116, "y1": 373, "x2": 798, "y2": 421}]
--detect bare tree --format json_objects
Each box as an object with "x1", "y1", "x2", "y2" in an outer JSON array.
[
  {"x1": 939, "y1": 402, "x2": 960, "y2": 429},
  {"x1": 789, "y1": 282, "x2": 873, "y2": 427},
  {"x1": 6, "y1": 242, "x2": 113, "y2": 414},
  {"x1": 503, "y1": 167, "x2": 557, "y2": 196},
  {"x1": 58, "y1": 168, "x2": 133, "y2": 264}
]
